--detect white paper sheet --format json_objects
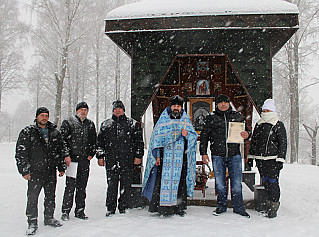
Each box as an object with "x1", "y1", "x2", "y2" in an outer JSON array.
[
  {"x1": 227, "y1": 122, "x2": 245, "y2": 143},
  {"x1": 65, "y1": 162, "x2": 78, "y2": 178}
]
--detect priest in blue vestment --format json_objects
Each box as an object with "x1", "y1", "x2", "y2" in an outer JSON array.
[{"x1": 142, "y1": 95, "x2": 198, "y2": 217}]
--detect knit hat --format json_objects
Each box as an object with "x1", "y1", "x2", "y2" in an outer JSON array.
[
  {"x1": 262, "y1": 99, "x2": 276, "y2": 112},
  {"x1": 112, "y1": 100, "x2": 125, "y2": 111},
  {"x1": 170, "y1": 95, "x2": 184, "y2": 107},
  {"x1": 216, "y1": 94, "x2": 230, "y2": 104},
  {"x1": 76, "y1": 102, "x2": 89, "y2": 111},
  {"x1": 36, "y1": 107, "x2": 49, "y2": 118}
]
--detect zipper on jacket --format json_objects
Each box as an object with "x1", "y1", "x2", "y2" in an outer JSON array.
[
  {"x1": 116, "y1": 116, "x2": 119, "y2": 137},
  {"x1": 81, "y1": 122, "x2": 85, "y2": 155},
  {"x1": 264, "y1": 125, "x2": 275, "y2": 155},
  {"x1": 224, "y1": 114, "x2": 228, "y2": 158}
]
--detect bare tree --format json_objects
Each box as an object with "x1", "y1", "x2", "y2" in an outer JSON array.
[
  {"x1": 273, "y1": 0, "x2": 319, "y2": 163},
  {"x1": 31, "y1": 0, "x2": 99, "y2": 125},
  {"x1": 302, "y1": 123, "x2": 319, "y2": 165},
  {"x1": 0, "y1": 0, "x2": 26, "y2": 112}
]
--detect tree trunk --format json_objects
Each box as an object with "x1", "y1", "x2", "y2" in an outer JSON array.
[
  {"x1": 54, "y1": 74, "x2": 63, "y2": 126},
  {"x1": 288, "y1": 34, "x2": 300, "y2": 163},
  {"x1": 0, "y1": 88, "x2": 2, "y2": 113},
  {"x1": 115, "y1": 47, "x2": 121, "y2": 100},
  {"x1": 312, "y1": 135, "x2": 316, "y2": 165},
  {"x1": 302, "y1": 123, "x2": 318, "y2": 166},
  {"x1": 54, "y1": 46, "x2": 69, "y2": 126},
  {"x1": 67, "y1": 70, "x2": 72, "y2": 116},
  {"x1": 0, "y1": 63, "x2": 2, "y2": 112},
  {"x1": 95, "y1": 48, "x2": 100, "y2": 131},
  {"x1": 0, "y1": 85, "x2": 2, "y2": 112}
]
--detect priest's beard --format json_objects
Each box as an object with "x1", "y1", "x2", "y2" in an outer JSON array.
[{"x1": 171, "y1": 109, "x2": 181, "y2": 118}]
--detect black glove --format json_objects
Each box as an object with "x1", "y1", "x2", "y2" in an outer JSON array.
[
  {"x1": 247, "y1": 159, "x2": 253, "y2": 168},
  {"x1": 276, "y1": 162, "x2": 283, "y2": 170}
]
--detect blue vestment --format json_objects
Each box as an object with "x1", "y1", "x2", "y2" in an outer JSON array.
[{"x1": 142, "y1": 108, "x2": 198, "y2": 206}]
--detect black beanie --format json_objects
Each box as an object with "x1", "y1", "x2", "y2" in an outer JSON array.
[
  {"x1": 76, "y1": 102, "x2": 89, "y2": 111},
  {"x1": 170, "y1": 95, "x2": 184, "y2": 107},
  {"x1": 36, "y1": 107, "x2": 49, "y2": 117},
  {"x1": 216, "y1": 94, "x2": 230, "y2": 104},
  {"x1": 112, "y1": 100, "x2": 125, "y2": 111}
]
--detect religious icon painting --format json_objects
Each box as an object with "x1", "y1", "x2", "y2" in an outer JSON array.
[
  {"x1": 196, "y1": 79, "x2": 210, "y2": 95},
  {"x1": 185, "y1": 82, "x2": 193, "y2": 92},
  {"x1": 197, "y1": 61, "x2": 209, "y2": 76},
  {"x1": 214, "y1": 82, "x2": 222, "y2": 91},
  {"x1": 189, "y1": 99, "x2": 212, "y2": 132}
]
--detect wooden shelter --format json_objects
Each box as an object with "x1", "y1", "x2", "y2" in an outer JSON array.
[
  {"x1": 105, "y1": 0, "x2": 299, "y2": 126},
  {"x1": 104, "y1": 0, "x2": 299, "y2": 206}
]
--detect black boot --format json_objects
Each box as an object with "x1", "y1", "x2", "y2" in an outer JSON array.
[
  {"x1": 61, "y1": 213, "x2": 69, "y2": 221},
  {"x1": 213, "y1": 208, "x2": 227, "y2": 216},
  {"x1": 44, "y1": 218, "x2": 63, "y2": 227},
  {"x1": 75, "y1": 211, "x2": 89, "y2": 220},
  {"x1": 26, "y1": 223, "x2": 38, "y2": 236},
  {"x1": 105, "y1": 210, "x2": 115, "y2": 217},
  {"x1": 234, "y1": 210, "x2": 250, "y2": 218},
  {"x1": 177, "y1": 210, "x2": 187, "y2": 217},
  {"x1": 266, "y1": 201, "x2": 280, "y2": 218}
]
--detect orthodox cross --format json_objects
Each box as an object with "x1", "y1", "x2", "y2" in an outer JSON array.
[
  {"x1": 172, "y1": 118, "x2": 188, "y2": 139},
  {"x1": 173, "y1": 130, "x2": 179, "y2": 139},
  {"x1": 181, "y1": 118, "x2": 187, "y2": 130}
]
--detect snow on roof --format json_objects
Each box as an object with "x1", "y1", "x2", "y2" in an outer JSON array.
[{"x1": 106, "y1": 0, "x2": 299, "y2": 20}]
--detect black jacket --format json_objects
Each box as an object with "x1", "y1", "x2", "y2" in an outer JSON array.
[
  {"x1": 60, "y1": 115, "x2": 97, "y2": 162},
  {"x1": 248, "y1": 121, "x2": 287, "y2": 160},
  {"x1": 200, "y1": 107, "x2": 250, "y2": 157},
  {"x1": 96, "y1": 114, "x2": 144, "y2": 168},
  {"x1": 15, "y1": 121, "x2": 66, "y2": 179}
]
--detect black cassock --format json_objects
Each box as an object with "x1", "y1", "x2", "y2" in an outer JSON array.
[{"x1": 148, "y1": 145, "x2": 188, "y2": 216}]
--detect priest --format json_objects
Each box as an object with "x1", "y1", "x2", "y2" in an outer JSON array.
[{"x1": 142, "y1": 95, "x2": 198, "y2": 217}]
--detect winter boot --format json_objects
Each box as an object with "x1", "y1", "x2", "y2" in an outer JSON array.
[
  {"x1": 177, "y1": 210, "x2": 187, "y2": 217},
  {"x1": 26, "y1": 223, "x2": 38, "y2": 236},
  {"x1": 75, "y1": 210, "x2": 89, "y2": 220},
  {"x1": 266, "y1": 201, "x2": 280, "y2": 218},
  {"x1": 233, "y1": 210, "x2": 251, "y2": 218},
  {"x1": 44, "y1": 217, "x2": 63, "y2": 227},
  {"x1": 213, "y1": 208, "x2": 227, "y2": 216},
  {"x1": 119, "y1": 209, "x2": 126, "y2": 214},
  {"x1": 261, "y1": 200, "x2": 272, "y2": 215},
  {"x1": 61, "y1": 213, "x2": 69, "y2": 221},
  {"x1": 105, "y1": 210, "x2": 115, "y2": 217}
]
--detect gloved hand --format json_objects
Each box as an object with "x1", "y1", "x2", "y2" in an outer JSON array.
[
  {"x1": 276, "y1": 162, "x2": 283, "y2": 170},
  {"x1": 247, "y1": 159, "x2": 254, "y2": 168}
]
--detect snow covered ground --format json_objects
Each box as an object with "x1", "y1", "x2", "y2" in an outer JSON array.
[{"x1": 2, "y1": 142, "x2": 319, "y2": 237}]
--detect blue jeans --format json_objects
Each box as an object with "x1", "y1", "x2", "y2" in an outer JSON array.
[{"x1": 212, "y1": 154, "x2": 245, "y2": 212}]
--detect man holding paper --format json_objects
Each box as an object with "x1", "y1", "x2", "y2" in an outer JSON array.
[
  {"x1": 60, "y1": 102, "x2": 97, "y2": 221},
  {"x1": 200, "y1": 94, "x2": 250, "y2": 218}
]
